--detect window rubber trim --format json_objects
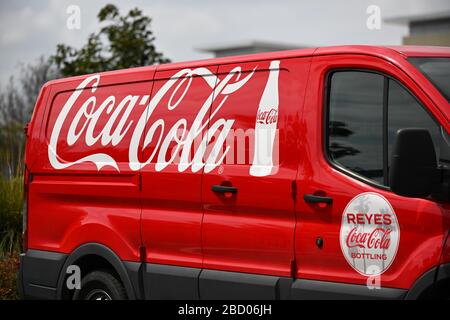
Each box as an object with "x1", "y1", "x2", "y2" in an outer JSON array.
[{"x1": 383, "y1": 77, "x2": 389, "y2": 186}]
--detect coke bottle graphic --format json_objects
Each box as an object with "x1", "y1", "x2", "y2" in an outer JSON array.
[{"x1": 250, "y1": 60, "x2": 280, "y2": 177}]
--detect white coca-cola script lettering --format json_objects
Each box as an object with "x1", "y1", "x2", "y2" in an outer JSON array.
[
  {"x1": 48, "y1": 63, "x2": 279, "y2": 175},
  {"x1": 48, "y1": 61, "x2": 282, "y2": 175}
]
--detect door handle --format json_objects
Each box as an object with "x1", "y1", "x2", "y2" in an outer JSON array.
[
  {"x1": 212, "y1": 185, "x2": 238, "y2": 194},
  {"x1": 303, "y1": 194, "x2": 333, "y2": 204}
]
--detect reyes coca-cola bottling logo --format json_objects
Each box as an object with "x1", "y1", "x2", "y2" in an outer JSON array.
[
  {"x1": 339, "y1": 192, "x2": 400, "y2": 276},
  {"x1": 47, "y1": 60, "x2": 281, "y2": 176}
]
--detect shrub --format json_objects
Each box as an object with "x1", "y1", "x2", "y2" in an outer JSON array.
[
  {"x1": 0, "y1": 172, "x2": 22, "y2": 300},
  {"x1": 0, "y1": 173, "x2": 23, "y2": 258}
]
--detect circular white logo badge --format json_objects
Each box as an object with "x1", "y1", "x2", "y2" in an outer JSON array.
[{"x1": 339, "y1": 192, "x2": 400, "y2": 276}]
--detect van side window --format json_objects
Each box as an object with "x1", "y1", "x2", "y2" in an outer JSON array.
[
  {"x1": 327, "y1": 70, "x2": 443, "y2": 187},
  {"x1": 328, "y1": 71, "x2": 385, "y2": 184}
]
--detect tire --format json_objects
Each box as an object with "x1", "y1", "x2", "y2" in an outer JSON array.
[{"x1": 73, "y1": 270, "x2": 127, "y2": 300}]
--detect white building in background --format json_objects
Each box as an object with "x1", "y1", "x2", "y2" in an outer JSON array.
[
  {"x1": 384, "y1": 0, "x2": 450, "y2": 46},
  {"x1": 198, "y1": 41, "x2": 305, "y2": 58}
]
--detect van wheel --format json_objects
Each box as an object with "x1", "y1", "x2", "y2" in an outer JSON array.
[{"x1": 73, "y1": 270, "x2": 127, "y2": 300}]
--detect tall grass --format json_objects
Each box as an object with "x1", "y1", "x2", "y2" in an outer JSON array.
[
  {"x1": 0, "y1": 157, "x2": 23, "y2": 299},
  {"x1": 0, "y1": 171, "x2": 23, "y2": 258},
  {"x1": 0, "y1": 128, "x2": 24, "y2": 299},
  {"x1": 0, "y1": 125, "x2": 25, "y2": 179}
]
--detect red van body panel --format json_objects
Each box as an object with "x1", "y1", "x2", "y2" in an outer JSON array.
[
  {"x1": 20, "y1": 45, "x2": 450, "y2": 300},
  {"x1": 26, "y1": 67, "x2": 158, "y2": 261},
  {"x1": 201, "y1": 57, "x2": 310, "y2": 277},
  {"x1": 139, "y1": 66, "x2": 220, "y2": 269},
  {"x1": 296, "y1": 53, "x2": 450, "y2": 289}
]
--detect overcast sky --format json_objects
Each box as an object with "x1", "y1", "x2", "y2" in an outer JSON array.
[{"x1": 0, "y1": 0, "x2": 448, "y2": 86}]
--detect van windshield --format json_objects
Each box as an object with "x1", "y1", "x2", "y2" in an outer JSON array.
[{"x1": 409, "y1": 57, "x2": 450, "y2": 102}]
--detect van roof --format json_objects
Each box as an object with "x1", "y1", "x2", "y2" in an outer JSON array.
[
  {"x1": 386, "y1": 45, "x2": 450, "y2": 57},
  {"x1": 157, "y1": 45, "x2": 450, "y2": 71},
  {"x1": 45, "y1": 45, "x2": 450, "y2": 87},
  {"x1": 314, "y1": 45, "x2": 450, "y2": 58}
]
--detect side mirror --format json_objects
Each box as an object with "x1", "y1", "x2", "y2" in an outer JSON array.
[{"x1": 390, "y1": 128, "x2": 439, "y2": 198}]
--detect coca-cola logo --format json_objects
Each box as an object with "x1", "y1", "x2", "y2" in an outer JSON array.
[
  {"x1": 47, "y1": 61, "x2": 281, "y2": 175},
  {"x1": 346, "y1": 227, "x2": 391, "y2": 249},
  {"x1": 47, "y1": 61, "x2": 282, "y2": 176},
  {"x1": 47, "y1": 66, "x2": 259, "y2": 173},
  {"x1": 46, "y1": 60, "x2": 282, "y2": 177},
  {"x1": 256, "y1": 108, "x2": 278, "y2": 125},
  {"x1": 339, "y1": 193, "x2": 400, "y2": 276}
]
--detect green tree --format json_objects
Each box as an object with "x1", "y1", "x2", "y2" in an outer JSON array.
[{"x1": 52, "y1": 4, "x2": 170, "y2": 77}]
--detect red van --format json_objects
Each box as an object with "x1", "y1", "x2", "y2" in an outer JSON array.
[{"x1": 18, "y1": 45, "x2": 450, "y2": 300}]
